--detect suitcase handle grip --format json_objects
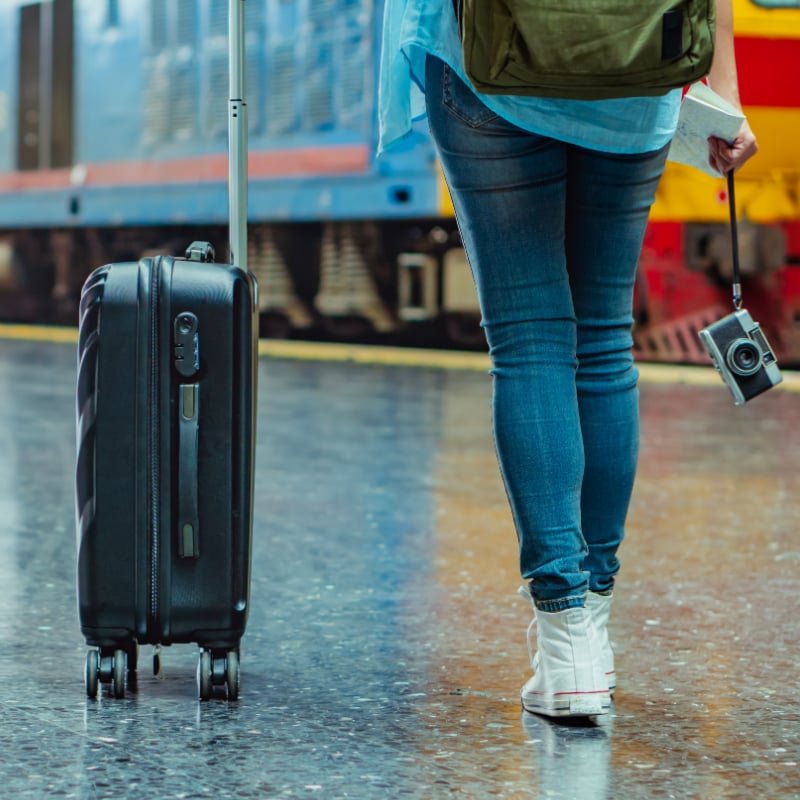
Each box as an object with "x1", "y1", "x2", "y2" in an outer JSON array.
[
  {"x1": 178, "y1": 383, "x2": 200, "y2": 559},
  {"x1": 185, "y1": 242, "x2": 216, "y2": 263}
]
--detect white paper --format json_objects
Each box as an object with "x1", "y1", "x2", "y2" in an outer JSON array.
[{"x1": 667, "y1": 82, "x2": 746, "y2": 177}]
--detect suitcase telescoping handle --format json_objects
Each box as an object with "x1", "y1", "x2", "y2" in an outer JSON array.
[
  {"x1": 228, "y1": 0, "x2": 248, "y2": 271},
  {"x1": 184, "y1": 1, "x2": 247, "y2": 268}
]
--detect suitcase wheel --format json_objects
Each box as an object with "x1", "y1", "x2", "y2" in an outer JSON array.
[
  {"x1": 226, "y1": 650, "x2": 240, "y2": 701},
  {"x1": 86, "y1": 648, "x2": 128, "y2": 699},
  {"x1": 112, "y1": 650, "x2": 126, "y2": 698},
  {"x1": 85, "y1": 650, "x2": 99, "y2": 699},
  {"x1": 126, "y1": 642, "x2": 139, "y2": 675},
  {"x1": 198, "y1": 651, "x2": 212, "y2": 701},
  {"x1": 197, "y1": 648, "x2": 240, "y2": 702}
]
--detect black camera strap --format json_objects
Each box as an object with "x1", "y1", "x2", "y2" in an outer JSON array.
[{"x1": 727, "y1": 171, "x2": 742, "y2": 310}]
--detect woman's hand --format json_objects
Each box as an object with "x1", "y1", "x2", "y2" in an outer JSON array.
[
  {"x1": 706, "y1": 0, "x2": 758, "y2": 175},
  {"x1": 707, "y1": 118, "x2": 758, "y2": 175}
]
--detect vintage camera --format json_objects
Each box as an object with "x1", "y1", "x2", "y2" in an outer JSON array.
[{"x1": 698, "y1": 308, "x2": 782, "y2": 405}]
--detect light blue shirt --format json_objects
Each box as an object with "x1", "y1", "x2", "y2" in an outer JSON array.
[{"x1": 378, "y1": 0, "x2": 682, "y2": 156}]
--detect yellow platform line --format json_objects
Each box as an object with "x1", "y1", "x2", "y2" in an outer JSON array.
[
  {"x1": 0, "y1": 323, "x2": 79, "y2": 344},
  {"x1": 258, "y1": 338, "x2": 491, "y2": 371},
  {"x1": 0, "y1": 323, "x2": 798, "y2": 392},
  {"x1": 259, "y1": 339, "x2": 800, "y2": 392}
]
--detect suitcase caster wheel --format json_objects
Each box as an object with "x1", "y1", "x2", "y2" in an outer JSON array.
[
  {"x1": 112, "y1": 649, "x2": 127, "y2": 698},
  {"x1": 126, "y1": 642, "x2": 139, "y2": 675},
  {"x1": 85, "y1": 650, "x2": 99, "y2": 699},
  {"x1": 198, "y1": 651, "x2": 212, "y2": 701},
  {"x1": 225, "y1": 650, "x2": 240, "y2": 701}
]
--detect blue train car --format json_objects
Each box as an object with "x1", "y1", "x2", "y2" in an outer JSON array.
[{"x1": 0, "y1": 0, "x2": 463, "y2": 336}]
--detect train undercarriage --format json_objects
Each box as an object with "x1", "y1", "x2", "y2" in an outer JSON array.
[{"x1": 1, "y1": 219, "x2": 798, "y2": 365}]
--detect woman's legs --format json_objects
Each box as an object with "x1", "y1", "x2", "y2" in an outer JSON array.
[{"x1": 425, "y1": 56, "x2": 667, "y2": 606}]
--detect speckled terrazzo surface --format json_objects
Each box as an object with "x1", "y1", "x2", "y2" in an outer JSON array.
[{"x1": 0, "y1": 338, "x2": 798, "y2": 799}]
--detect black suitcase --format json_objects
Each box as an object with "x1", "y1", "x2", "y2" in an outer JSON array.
[{"x1": 75, "y1": 0, "x2": 256, "y2": 701}]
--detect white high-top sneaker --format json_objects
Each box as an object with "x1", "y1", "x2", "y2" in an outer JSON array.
[
  {"x1": 526, "y1": 589, "x2": 617, "y2": 696},
  {"x1": 521, "y1": 603, "x2": 610, "y2": 718},
  {"x1": 586, "y1": 591, "x2": 615, "y2": 695}
]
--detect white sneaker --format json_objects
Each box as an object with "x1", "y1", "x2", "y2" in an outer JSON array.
[
  {"x1": 586, "y1": 591, "x2": 615, "y2": 695},
  {"x1": 526, "y1": 588, "x2": 617, "y2": 696},
  {"x1": 520, "y1": 603, "x2": 610, "y2": 718}
]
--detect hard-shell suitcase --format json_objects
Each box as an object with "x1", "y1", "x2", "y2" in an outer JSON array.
[{"x1": 75, "y1": 0, "x2": 256, "y2": 700}]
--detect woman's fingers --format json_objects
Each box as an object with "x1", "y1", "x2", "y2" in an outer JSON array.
[
  {"x1": 707, "y1": 137, "x2": 726, "y2": 174},
  {"x1": 707, "y1": 120, "x2": 758, "y2": 175}
]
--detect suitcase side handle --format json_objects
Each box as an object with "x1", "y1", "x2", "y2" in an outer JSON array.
[{"x1": 178, "y1": 382, "x2": 200, "y2": 559}]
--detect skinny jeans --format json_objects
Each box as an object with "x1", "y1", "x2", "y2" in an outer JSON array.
[{"x1": 425, "y1": 56, "x2": 670, "y2": 611}]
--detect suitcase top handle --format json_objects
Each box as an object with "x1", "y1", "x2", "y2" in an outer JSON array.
[{"x1": 185, "y1": 242, "x2": 216, "y2": 263}]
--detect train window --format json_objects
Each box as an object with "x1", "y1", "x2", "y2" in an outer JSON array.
[
  {"x1": 106, "y1": 0, "x2": 120, "y2": 28},
  {"x1": 16, "y1": 4, "x2": 40, "y2": 170},
  {"x1": 267, "y1": 44, "x2": 299, "y2": 136},
  {"x1": 210, "y1": 0, "x2": 267, "y2": 31},
  {"x1": 150, "y1": 0, "x2": 168, "y2": 51},
  {"x1": 165, "y1": 0, "x2": 259, "y2": 140},
  {"x1": 144, "y1": 0, "x2": 199, "y2": 144},
  {"x1": 305, "y1": 43, "x2": 335, "y2": 132},
  {"x1": 147, "y1": 0, "x2": 199, "y2": 49},
  {"x1": 750, "y1": 0, "x2": 800, "y2": 5},
  {"x1": 176, "y1": 0, "x2": 197, "y2": 47},
  {"x1": 201, "y1": 1, "x2": 263, "y2": 138},
  {"x1": 205, "y1": 54, "x2": 229, "y2": 139},
  {"x1": 16, "y1": 0, "x2": 74, "y2": 170},
  {"x1": 293, "y1": 0, "x2": 372, "y2": 135},
  {"x1": 209, "y1": 0, "x2": 227, "y2": 35}
]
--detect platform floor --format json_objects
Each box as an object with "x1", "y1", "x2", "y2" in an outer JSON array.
[{"x1": 0, "y1": 332, "x2": 798, "y2": 799}]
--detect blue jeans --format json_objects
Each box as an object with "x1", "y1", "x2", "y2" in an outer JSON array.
[{"x1": 425, "y1": 56, "x2": 670, "y2": 611}]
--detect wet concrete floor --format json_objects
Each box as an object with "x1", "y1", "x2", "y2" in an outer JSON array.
[{"x1": 0, "y1": 335, "x2": 798, "y2": 799}]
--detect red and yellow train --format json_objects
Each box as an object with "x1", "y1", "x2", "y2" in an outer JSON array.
[
  {"x1": 635, "y1": 0, "x2": 800, "y2": 364},
  {"x1": 435, "y1": 0, "x2": 800, "y2": 363}
]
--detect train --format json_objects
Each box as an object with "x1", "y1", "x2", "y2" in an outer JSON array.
[{"x1": 0, "y1": 0, "x2": 798, "y2": 362}]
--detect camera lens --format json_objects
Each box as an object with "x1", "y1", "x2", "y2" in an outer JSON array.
[{"x1": 726, "y1": 338, "x2": 761, "y2": 377}]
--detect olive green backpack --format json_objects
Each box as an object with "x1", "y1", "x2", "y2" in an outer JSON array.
[{"x1": 456, "y1": 0, "x2": 716, "y2": 100}]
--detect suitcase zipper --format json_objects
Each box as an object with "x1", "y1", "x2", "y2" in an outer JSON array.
[{"x1": 149, "y1": 259, "x2": 161, "y2": 633}]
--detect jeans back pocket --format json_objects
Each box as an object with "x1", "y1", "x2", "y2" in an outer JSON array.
[{"x1": 439, "y1": 59, "x2": 500, "y2": 129}]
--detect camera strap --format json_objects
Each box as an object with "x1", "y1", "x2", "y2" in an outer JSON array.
[{"x1": 727, "y1": 171, "x2": 743, "y2": 310}]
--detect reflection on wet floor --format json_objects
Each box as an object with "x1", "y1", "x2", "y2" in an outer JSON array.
[{"x1": 0, "y1": 337, "x2": 797, "y2": 798}]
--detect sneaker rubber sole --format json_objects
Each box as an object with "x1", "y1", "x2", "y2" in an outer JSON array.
[{"x1": 521, "y1": 689, "x2": 611, "y2": 717}]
